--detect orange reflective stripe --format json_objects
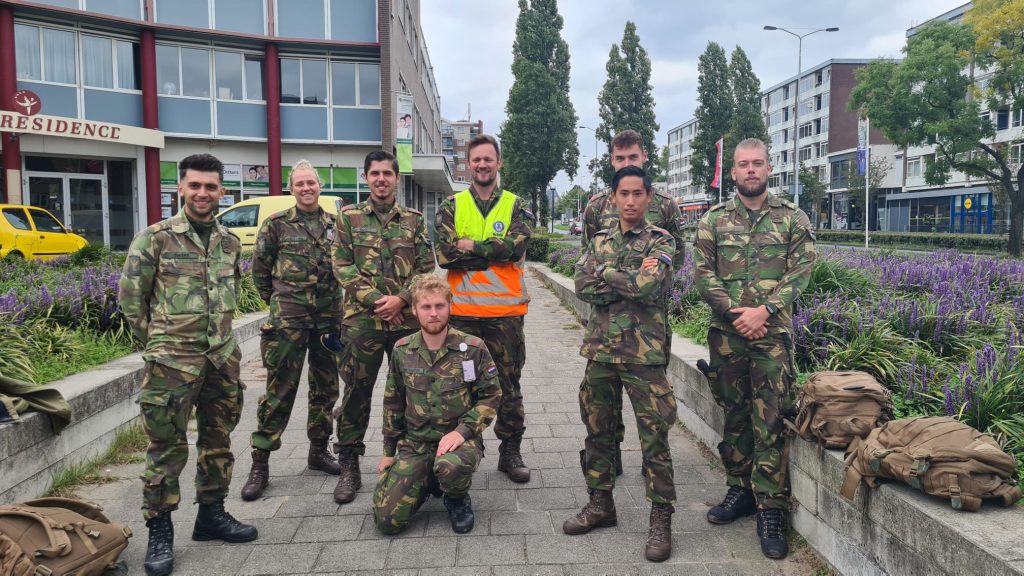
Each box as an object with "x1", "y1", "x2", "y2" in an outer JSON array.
[{"x1": 448, "y1": 261, "x2": 528, "y2": 317}]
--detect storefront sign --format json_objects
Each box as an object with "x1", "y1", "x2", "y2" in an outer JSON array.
[
  {"x1": 964, "y1": 197, "x2": 973, "y2": 210},
  {"x1": 396, "y1": 93, "x2": 414, "y2": 174},
  {"x1": 0, "y1": 110, "x2": 164, "y2": 148},
  {"x1": 223, "y1": 164, "x2": 242, "y2": 188},
  {"x1": 244, "y1": 164, "x2": 269, "y2": 188}
]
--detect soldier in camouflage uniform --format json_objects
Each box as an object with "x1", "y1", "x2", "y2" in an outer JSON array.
[
  {"x1": 373, "y1": 274, "x2": 501, "y2": 535},
  {"x1": 565, "y1": 166, "x2": 677, "y2": 563},
  {"x1": 581, "y1": 130, "x2": 684, "y2": 476},
  {"x1": 434, "y1": 134, "x2": 533, "y2": 484},
  {"x1": 693, "y1": 138, "x2": 816, "y2": 560},
  {"x1": 332, "y1": 150, "x2": 436, "y2": 504},
  {"x1": 119, "y1": 154, "x2": 257, "y2": 576},
  {"x1": 240, "y1": 160, "x2": 342, "y2": 502}
]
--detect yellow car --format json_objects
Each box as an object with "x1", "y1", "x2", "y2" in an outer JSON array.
[
  {"x1": 216, "y1": 195, "x2": 343, "y2": 249},
  {"x1": 0, "y1": 204, "x2": 88, "y2": 260}
]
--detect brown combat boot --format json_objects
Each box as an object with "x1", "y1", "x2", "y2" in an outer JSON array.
[
  {"x1": 562, "y1": 489, "x2": 617, "y2": 535},
  {"x1": 240, "y1": 449, "x2": 269, "y2": 501},
  {"x1": 308, "y1": 440, "x2": 341, "y2": 475},
  {"x1": 645, "y1": 503, "x2": 674, "y2": 562},
  {"x1": 497, "y1": 437, "x2": 531, "y2": 483},
  {"x1": 333, "y1": 449, "x2": 361, "y2": 504}
]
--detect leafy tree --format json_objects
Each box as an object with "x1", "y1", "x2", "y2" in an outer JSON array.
[
  {"x1": 653, "y1": 145, "x2": 669, "y2": 183},
  {"x1": 592, "y1": 21, "x2": 659, "y2": 186},
  {"x1": 500, "y1": 0, "x2": 579, "y2": 225},
  {"x1": 850, "y1": 16, "x2": 1024, "y2": 255},
  {"x1": 798, "y1": 164, "x2": 828, "y2": 228},
  {"x1": 556, "y1": 184, "x2": 587, "y2": 217},
  {"x1": 691, "y1": 42, "x2": 733, "y2": 201},
  {"x1": 726, "y1": 46, "x2": 770, "y2": 194}
]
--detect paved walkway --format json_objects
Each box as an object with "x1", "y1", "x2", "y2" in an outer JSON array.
[{"x1": 80, "y1": 271, "x2": 806, "y2": 575}]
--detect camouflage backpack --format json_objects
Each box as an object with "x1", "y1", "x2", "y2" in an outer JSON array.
[
  {"x1": 0, "y1": 498, "x2": 131, "y2": 576},
  {"x1": 841, "y1": 416, "x2": 1022, "y2": 511},
  {"x1": 792, "y1": 371, "x2": 892, "y2": 449}
]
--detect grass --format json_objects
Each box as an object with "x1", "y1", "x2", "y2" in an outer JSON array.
[
  {"x1": 44, "y1": 424, "x2": 148, "y2": 498},
  {"x1": 29, "y1": 327, "x2": 135, "y2": 384}
]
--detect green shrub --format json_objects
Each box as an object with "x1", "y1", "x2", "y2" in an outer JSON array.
[
  {"x1": 526, "y1": 235, "x2": 551, "y2": 262},
  {"x1": 815, "y1": 230, "x2": 1008, "y2": 252},
  {"x1": 68, "y1": 244, "x2": 113, "y2": 266},
  {"x1": 805, "y1": 257, "x2": 876, "y2": 298},
  {"x1": 24, "y1": 318, "x2": 84, "y2": 364},
  {"x1": 236, "y1": 272, "x2": 268, "y2": 315},
  {"x1": 0, "y1": 317, "x2": 35, "y2": 382}
]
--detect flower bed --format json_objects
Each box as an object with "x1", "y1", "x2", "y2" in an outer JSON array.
[{"x1": 548, "y1": 245, "x2": 1024, "y2": 479}]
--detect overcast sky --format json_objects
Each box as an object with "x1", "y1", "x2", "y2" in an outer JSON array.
[{"x1": 420, "y1": 0, "x2": 968, "y2": 192}]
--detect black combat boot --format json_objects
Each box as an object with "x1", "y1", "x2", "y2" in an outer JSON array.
[
  {"x1": 756, "y1": 508, "x2": 789, "y2": 559},
  {"x1": 241, "y1": 449, "x2": 270, "y2": 501},
  {"x1": 497, "y1": 436, "x2": 530, "y2": 483},
  {"x1": 706, "y1": 485, "x2": 756, "y2": 524},
  {"x1": 143, "y1": 512, "x2": 174, "y2": 576},
  {"x1": 192, "y1": 499, "x2": 258, "y2": 543},
  {"x1": 333, "y1": 449, "x2": 361, "y2": 504},
  {"x1": 562, "y1": 489, "x2": 617, "y2": 535},
  {"x1": 645, "y1": 503, "x2": 674, "y2": 562},
  {"x1": 443, "y1": 493, "x2": 475, "y2": 534},
  {"x1": 308, "y1": 440, "x2": 341, "y2": 475}
]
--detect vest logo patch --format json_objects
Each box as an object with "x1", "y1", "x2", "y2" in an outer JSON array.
[{"x1": 493, "y1": 221, "x2": 506, "y2": 233}]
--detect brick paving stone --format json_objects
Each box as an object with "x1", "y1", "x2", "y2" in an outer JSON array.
[{"x1": 71, "y1": 270, "x2": 816, "y2": 575}]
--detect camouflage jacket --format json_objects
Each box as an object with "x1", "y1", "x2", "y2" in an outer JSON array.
[
  {"x1": 582, "y1": 189, "x2": 685, "y2": 267},
  {"x1": 692, "y1": 195, "x2": 816, "y2": 335},
  {"x1": 333, "y1": 200, "x2": 434, "y2": 330},
  {"x1": 252, "y1": 206, "x2": 339, "y2": 326},
  {"x1": 434, "y1": 187, "x2": 531, "y2": 271},
  {"x1": 118, "y1": 210, "x2": 242, "y2": 376},
  {"x1": 381, "y1": 328, "x2": 502, "y2": 456},
  {"x1": 575, "y1": 221, "x2": 675, "y2": 365}
]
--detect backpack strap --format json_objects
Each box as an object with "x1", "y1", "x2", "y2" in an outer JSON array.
[
  {"x1": 992, "y1": 483, "x2": 1023, "y2": 507},
  {"x1": 0, "y1": 506, "x2": 72, "y2": 558},
  {"x1": 947, "y1": 474, "x2": 981, "y2": 512}
]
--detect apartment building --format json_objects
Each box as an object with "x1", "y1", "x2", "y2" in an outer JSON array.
[
  {"x1": 0, "y1": 0, "x2": 458, "y2": 248},
  {"x1": 439, "y1": 116, "x2": 481, "y2": 184},
  {"x1": 665, "y1": 118, "x2": 703, "y2": 225}
]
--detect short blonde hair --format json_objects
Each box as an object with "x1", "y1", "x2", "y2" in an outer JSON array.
[
  {"x1": 289, "y1": 159, "x2": 323, "y2": 188},
  {"x1": 409, "y1": 273, "x2": 451, "y2": 305}
]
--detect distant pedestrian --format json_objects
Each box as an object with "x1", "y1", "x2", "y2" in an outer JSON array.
[
  {"x1": 566, "y1": 166, "x2": 677, "y2": 563},
  {"x1": 240, "y1": 159, "x2": 342, "y2": 503},
  {"x1": 693, "y1": 137, "x2": 816, "y2": 559},
  {"x1": 373, "y1": 273, "x2": 501, "y2": 535},
  {"x1": 580, "y1": 129, "x2": 684, "y2": 476},
  {"x1": 434, "y1": 134, "x2": 533, "y2": 483},
  {"x1": 119, "y1": 153, "x2": 257, "y2": 576},
  {"x1": 331, "y1": 150, "x2": 436, "y2": 505}
]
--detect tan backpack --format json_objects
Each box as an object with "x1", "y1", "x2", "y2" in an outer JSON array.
[
  {"x1": 792, "y1": 371, "x2": 892, "y2": 449},
  {"x1": 841, "y1": 416, "x2": 1022, "y2": 511},
  {"x1": 0, "y1": 498, "x2": 131, "y2": 576}
]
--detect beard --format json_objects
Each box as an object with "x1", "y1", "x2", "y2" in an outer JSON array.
[
  {"x1": 421, "y1": 319, "x2": 449, "y2": 336},
  {"x1": 473, "y1": 171, "x2": 496, "y2": 188},
  {"x1": 736, "y1": 178, "x2": 768, "y2": 198}
]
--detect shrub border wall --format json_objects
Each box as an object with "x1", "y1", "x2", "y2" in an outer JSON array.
[
  {"x1": 0, "y1": 311, "x2": 268, "y2": 504},
  {"x1": 532, "y1": 263, "x2": 1024, "y2": 576},
  {"x1": 817, "y1": 230, "x2": 1008, "y2": 251}
]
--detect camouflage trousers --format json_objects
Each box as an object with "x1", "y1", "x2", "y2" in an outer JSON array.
[
  {"x1": 612, "y1": 302, "x2": 673, "y2": 447},
  {"x1": 706, "y1": 327, "x2": 797, "y2": 510},
  {"x1": 579, "y1": 360, "x2": 677, "y2": 504},
  {"x1": 251, "y1": 321, "x2": 339, "y2": 451},
  {"x1": 138, "y1": 350, "x2": 243, "y2": 520},
  {"x1": 373, "y1": 437, "x2": 482, "y2": 535},
  {"x1": 335, "y1": 323, "x2": 416, "y2": 455},
  {"x1": 450, "y1": 315, "x2": 525, "y2": 440}
]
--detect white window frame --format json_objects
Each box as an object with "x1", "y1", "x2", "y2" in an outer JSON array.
[
  {"x1": 14, "y1": 22, "x2": 79, "y2": 87},
  {"x1": 907, "y1": 157, "x2": 922, "y2": 178},
  {"x1": 79, "y1": 33, "x2": 141, "y2": 93},
  {"x1": 329, "y1": 60, "x2": 381, "y2": 109},
  {"x1": 280, "y1": 56, "x2": 328, "y2": 107},
  {"x1": 273, "y1": 0, "x2": 378, "y2": 42},
  {"x1": 212, "y1": 48, "x2": 264, "y2": 102},
  {"x1": 84, "y1": 0, "x2": 146, "y2": 20},
  {"x1": 155, "y1": 43, "x2": 212, "y2": 100}
]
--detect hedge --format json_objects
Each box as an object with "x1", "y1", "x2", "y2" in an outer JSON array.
[{"x1": 816, "y1": 230, "x2": 1008, "y2": 252}]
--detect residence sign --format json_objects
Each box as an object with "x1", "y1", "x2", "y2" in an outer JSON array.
[{"x1": 1, "y1": 90, "x2": 164, "y2": 148}]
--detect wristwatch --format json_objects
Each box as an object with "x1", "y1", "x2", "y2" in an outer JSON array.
[
  {"x1": 764, "y1": 302, "x2": 779, "y2": 316},
  {"x1": 595, "y1": 263, "x2": 607, "y2": 275}
]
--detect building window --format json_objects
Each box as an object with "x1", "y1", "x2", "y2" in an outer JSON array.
[
  {"x1": 281, "y1": 58, "x2": 327, "y2": 105},
  {"x1": 278, "y1": 0, "x2": 325, "y2": 39},
  {"x1": 799, "y1": 122, "x2": 813, "y2": 138},
  {"x1": 215, "y1": 0, "x2": 264, "y2": 34},
  {"x1": 996, "y1": 109, "x2": 1010, "y2": 130},
  {"x1": 1009, "y1": 144, "x2": 1022, "y2": 164},
  {"x1": 81, "y1": 35, "x2": 139, "y2": 90},
  {"x1": 154, "y1": 0, "x2": 210, "y2": 28},
  {"x1": 86, "y1": 0, "x2": 143, "y2": 19},
  {"x1": 799, "y1": 146, "x2": 812, "y2": 162},
  {"x1": 831, "y1": 158, "x2": 852, "y2": 189},
  {"x1": 215, "y1": 51, "x2": 263, "y2": 101},
  {"x1": 1013, "y1": 108, "x2": 1023, "y2": 128},
  {"x1": 330, "y1": 62, "x2": 379, "y2": 107},
  {"x1": 157, "y1": 44, "x2": 210, "y2": 97},
  {"x1": 15, "y1": 25, "x2": 78, "y2": 84}
]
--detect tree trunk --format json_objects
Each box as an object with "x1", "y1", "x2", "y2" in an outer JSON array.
[{"x1": 1009, "y1": 204, "x2": 1023, "y2": 258}]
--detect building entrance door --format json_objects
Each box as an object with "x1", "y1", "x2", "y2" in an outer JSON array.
[{"x1": 25, "y1": 173, "x2": 109, "y2": 246}]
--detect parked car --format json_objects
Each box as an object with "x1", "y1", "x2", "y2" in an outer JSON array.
[
  {"x1": 569, "y1": 220, "x2": 582, "y2": 235},
  {"x1": 216, "y1": 195, "x2": 342, "y2": 249},
  {"x1": 0, "y1": 204, "x2": 88, "y2": 261}
]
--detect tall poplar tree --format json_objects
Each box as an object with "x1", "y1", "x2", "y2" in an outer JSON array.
[
  {"x1": 593, "y1": 21, "x2": 659, "y2": 186},
  {"x1": 500, "y1": 0, "x2": 579, "y2": 223},
  {"x1": 727, "y1": 46, "x2": 770, "y2": 193},
  {"x1": 691, "y1": 42, "x2": 733, "y2": 202}
]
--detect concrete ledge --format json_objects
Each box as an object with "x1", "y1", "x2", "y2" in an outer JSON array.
[
  {"x1": 0, "y1": 311, "x2": 268, "y2": 504},
  {"x1": 531, "y1": 263, "x2": 1024, "y2": 576}
]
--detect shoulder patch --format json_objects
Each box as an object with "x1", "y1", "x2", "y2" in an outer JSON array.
[
  {"x1": 395, "y1": 335, "x2": 413, "y2": 348},
  {"x1": 463, "y1": 334, "x2": 485, "y2": 349}
]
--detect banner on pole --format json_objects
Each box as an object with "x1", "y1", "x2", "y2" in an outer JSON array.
[
  {"x1": 710, "y1": 138, "x2": 723, "y2": 189},
  {"x1": 856, "y1": 117, "x2": 869, "y2": 176},
  {"x1": 396, "y1": 94, "x2": 414, "y2": 174}
]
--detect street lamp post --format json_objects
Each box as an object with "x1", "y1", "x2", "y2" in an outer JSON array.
[
  {"x1": 578, "y1": 125, "x2": 600, "y2": 182},
  {"x1": 763, "y1": 25, "x2": 838, "y2": 209}
]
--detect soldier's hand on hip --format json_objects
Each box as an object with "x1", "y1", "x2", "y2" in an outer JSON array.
[
  {"x1": 730, "y1": 306, "x2": 770, "y2": 338},
  {"x1": 378, "y1": 456, "x2": 396, "y2": 473},
  {"x1": 436, "y1": 431, "x2": 466, "y2": 456}
]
